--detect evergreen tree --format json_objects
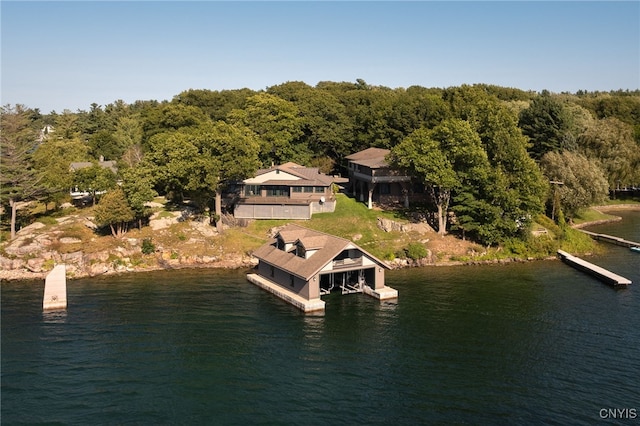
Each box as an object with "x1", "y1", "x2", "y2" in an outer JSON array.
[
  {"x1": 519, "y1": 94, "x2": 570, "y2": 160},
  {"x1": 0, "y1": 104, "x2": 44, "y2": 239}
]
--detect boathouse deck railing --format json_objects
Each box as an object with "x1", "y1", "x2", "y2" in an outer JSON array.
[{"x1": 333, "y1": 257, "x2": 363, "y2": 269}]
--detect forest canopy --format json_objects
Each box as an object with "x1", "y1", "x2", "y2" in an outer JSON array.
[{"x1": 2, "y1": 82, "x2": 639, "y2": 244}]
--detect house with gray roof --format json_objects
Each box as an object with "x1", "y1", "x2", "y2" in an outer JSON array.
[
  {"x1": 69, "y1": 156, "x2": 118, "y2": 174},
  {"x1": 234, "y1": 162, "x2": 336, "y2": 220},
  {"x1": 247, "y1": 224, "x2": 397, "y2": 312},
  {"x1": 69, "y1": 156, "x2": 119, "y2": 201},
  {"x1": 345, "y1": 147, "x2": 414, "y2": 209}
]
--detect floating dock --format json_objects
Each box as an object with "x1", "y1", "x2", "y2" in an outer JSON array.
[
  {"x1": 579, "y1": 230, "x2": 640, "y2": 249},
  {"x1": 43, "y1": 264, "x2": 67, "y2": 310},
  {"x1": 363, "y1": 284, "x2": 398, "y2": 301},
  {"x1": 557, "y1": 250, "x2": 631, "y2": 287}
]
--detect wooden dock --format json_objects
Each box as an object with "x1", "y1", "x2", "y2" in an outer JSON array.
[
  {"x1": 557, "y1": 250, "x2": 632, "y2": 287},
  {"x1": 578, "y1": 230, "x2": 640, "y2": 249}
]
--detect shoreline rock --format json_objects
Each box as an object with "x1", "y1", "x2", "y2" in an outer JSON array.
[
  {"x1": 0, "y1": 254, "x2": 259, "y2": 282},
  {"x1": 2, "y1": 204, "x2": 637, "y2": 283}
]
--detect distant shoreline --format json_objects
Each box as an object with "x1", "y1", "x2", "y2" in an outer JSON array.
[{"x1": 572, "y1": 204, "x2": 640, "y2": 229}]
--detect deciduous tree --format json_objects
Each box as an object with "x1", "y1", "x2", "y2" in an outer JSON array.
[
  {"x1": 148, "y1": 122, "x2": 260, "y2": 232},
  {"x1": 72, "y1": 164, "x2": 118, "y2": 205},
  {"x1": 120, "y1": 165, "x2": 157, "y2": 228},
  {"x1": 94, "y1": 188, "x2": 135, "y2": 237},
  {"x1": 540, "y1": 151, "x2": 609, "y2": 218},
  {"x1": 389, "y1": 127, "x2": 458, "y2": 235},
  {"x1": 577, "y1": 117, "x2": 639, "y2": 189},
  {"x1": 228, "y1": 93, "x2": 306, "y2": 166},
  {"x1": 32, "y1": 137, "x2": 88, "y2": 210}
]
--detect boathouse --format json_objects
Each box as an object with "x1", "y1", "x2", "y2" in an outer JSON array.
[{"x1": 247, "y1": 224, "x2": 397, "y2": 312}]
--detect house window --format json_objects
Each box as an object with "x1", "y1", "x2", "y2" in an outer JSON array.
[
  {"x1": 303, "y1": 186, "x2": 314, "y2": 193},
  {"x1": 270, "y1": 265, "x2": 275, "y2": 277},
  {"x1": 245, "y1": 185, "x2": 260, "y2": 196},
  {"x1": 379, "y1": 183, "x2": 390, "y2": 195},
  {"x1": 314, "y1": 187, "x2": 325, "y2": 193},
  {"x1": 292, "y1": 187, "x2": 303, "y2": 193},
  {"x1": 267, "y1": 186, "x2": 289, "y2": 197},
  {"x1": 290, "y1": 274, "x2": 295, "y2": 287},
  {"x1": 276, "y1": 236, "x2": 285, "y2": 251}
]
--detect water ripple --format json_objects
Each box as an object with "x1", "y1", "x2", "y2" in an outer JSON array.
[{"x1": 3, "y1": 228, "x2": 640, "y2": 425}]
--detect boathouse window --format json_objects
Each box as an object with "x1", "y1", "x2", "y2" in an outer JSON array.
[
  {"x1": 270, "y1": 265, "x2": 275, "y2": 277},
  {"x1": 289, "y1": 274, "x2": 295, "y2": 287},
  {"x1": 295, "y1": 244, "x2": 306, "y2": 258}
]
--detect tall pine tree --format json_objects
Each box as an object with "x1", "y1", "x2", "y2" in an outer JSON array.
[{"x1": 1, "y1": 104, "x2": 44, "y2": 239}]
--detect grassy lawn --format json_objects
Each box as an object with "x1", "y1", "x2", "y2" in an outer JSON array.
[
  {"x1": 604, "y1": 197, "x2": 640, "y2": 205},
  {"x1": 572, "y1": 208, "x2": 618, "y2": 225},
  {"x1": 221, "y1": 194, "x2": 411, "y2": 259},
  {"x1": 7, "y1": 191, "x2": 620, "y2": 265}
]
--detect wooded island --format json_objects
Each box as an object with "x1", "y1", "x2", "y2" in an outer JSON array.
[{"x1": 2, "y1": 81, "x2": 639, "y2": 273}]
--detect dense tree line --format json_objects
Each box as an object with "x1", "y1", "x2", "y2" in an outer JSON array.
[{"x1": 2, "y1": 82, "x2": 639, "y2": 243}]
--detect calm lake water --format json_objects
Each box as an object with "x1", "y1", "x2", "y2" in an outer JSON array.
[{"x1": 2, "y1": 212, "x2": 639, "y2": 425}]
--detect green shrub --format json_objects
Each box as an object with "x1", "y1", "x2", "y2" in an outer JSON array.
[
  {"x1": 42, "y1": 259, "x2": 55, "y2": 271},
  {"x1": 503, "y1": 238, "x2": 529, "y2": 256},
  {"x1": 141, "y1": 238, "x2": 155, "y2": 255},
  {"x1": 405, "y1": 242, "x2": 428, "y2": 260},
  {"x1": 382, "y1": 251, "x2": 396, "y2": 261}
]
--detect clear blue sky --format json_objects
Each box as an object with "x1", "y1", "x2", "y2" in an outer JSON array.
[{"x1": 2, "y1": 1, "x2": 639, "y2": 113}]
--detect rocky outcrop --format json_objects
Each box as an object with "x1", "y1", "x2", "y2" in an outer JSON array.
[
  {"x1": 0, "y1": 212, "x2": 250, "y2": 281},
  {"x1": 377, "y1": 217, "x2": 435, "y2": 234}
]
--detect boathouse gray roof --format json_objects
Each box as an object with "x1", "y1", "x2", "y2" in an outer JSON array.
[{"x1": 252, "y1": 224, "x2": 389, "y2": 280}]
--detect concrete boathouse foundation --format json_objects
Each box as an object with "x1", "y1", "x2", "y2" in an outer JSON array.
[
  {"x1": 248, "y1": 274, "x2": 326, "y2": 313},
  {"x1": 247, "y1": 273, "x2": 398, "y2": 313}
]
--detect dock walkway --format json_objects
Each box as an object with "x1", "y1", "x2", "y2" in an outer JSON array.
[
  {"x1": 557, "y1": 250, "x2": 631, "y2": 287},
  {"x1": 578, "y1": 230, "x2": 640, "y2": 249}
]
